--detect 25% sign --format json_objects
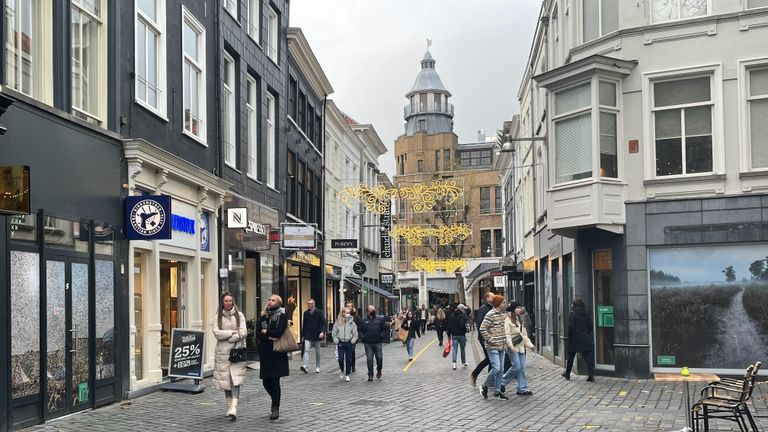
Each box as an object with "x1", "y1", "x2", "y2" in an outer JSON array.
[{"x1": 168, "y1": 329, "x2": 206, "y2": 379}]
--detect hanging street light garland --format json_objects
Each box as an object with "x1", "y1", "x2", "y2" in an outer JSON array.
[
  {"x1": 337, "y1": 180, "x2": 463, "y2": 214},
  {"x1": 390, "y1": 223, "x2": 471, "y2": 245},
  {"x1": 412, "y1": 257, "x2": 467, "y2": 273}
]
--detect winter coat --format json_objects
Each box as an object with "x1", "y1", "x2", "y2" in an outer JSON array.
[
  {"x1": 302, "y1": 307, "x2": 326, "y2": 341},
  {"x1": 211, "y1": 308, "x2": 247, "y2": 390},
  {"x1": 400, "y1": 319, "x2": 421, "y2": 340},
  {"x1": 479, "y1": 309, "x2": 507, "y2": 350},
  {"x1": 505, "y1": 315, "x2": 535, "y2": 353},
  {"x1": 446, "y1": 310, "x2": 467, "y2": 336},
  {"x1": 359, "y1": 313, "x2": 386, "y2": 344},
  {"x1": 256, "y1": 308, "x2": 290, "y2": 380},
  {"x1": 332, "y1": 316, "x2": 359, "y2": 343},
  {"x1": 567, "y1": 306, "x2": 594, "y2": 353}
]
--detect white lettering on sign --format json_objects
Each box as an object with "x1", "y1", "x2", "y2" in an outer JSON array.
[{"x1": 245, "y1": 221, "x2": 267, "y2": 235}]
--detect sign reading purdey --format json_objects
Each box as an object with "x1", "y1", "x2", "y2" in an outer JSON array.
[
  {"x1": 331, "y1": 239, "x2": 358, "y2": 249},
  {"x1": 125, "y1": 195, "x2": 172, "y2": 240},
  {"x1": 167, "y1": 328, "x2": 206, "y2": 379}
]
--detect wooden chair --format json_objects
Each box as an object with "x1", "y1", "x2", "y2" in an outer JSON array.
[{"x1": 692, "y1": 366, "x2": 756, "y2": 431}]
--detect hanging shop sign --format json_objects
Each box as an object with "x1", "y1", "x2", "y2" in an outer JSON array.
[
  {"x1": 380, "y1": 202, "x2": 392, "y2": 258},
  {"x1": 331, "y1": 239, "x2": 358, "y2": 249},
  {"x1": 227, "y1": 207, "x2": 248, "y2": 229},
  {"x1": 0, "y1": 165, "x2": 31, "y2": 215},
  {"x1": 353, "y1": 261, "x2": 367, "y2": 276},
  {"x1": 380, "y1": 272, "x2": 395, "y2": 291},
  {"x1": 167, "y1": 328, "x2": 206, "y2": 379},
  {"x1": 125, "y1": 195, "x2": 172, "y2": 240},
  {"x1": 281, "y1": 223, "x2": 317, "y2": 250},
  {"x1": 287, "y1": 250, "x2": 321, "y2": 267}
]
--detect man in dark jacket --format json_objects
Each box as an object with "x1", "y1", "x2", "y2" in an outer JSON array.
[
  {"x1": 562, "y1": 298, "x2": 595, "y2": 382},
  {"x1": 300, "y1": 299, "x2": 325, "y2": 373},
  {"x1": 360, "y1": 305, "x2": 386, "y2": 381},
  {"x1": 470, "y1": 292, "x2": 496, "y2": 386}
]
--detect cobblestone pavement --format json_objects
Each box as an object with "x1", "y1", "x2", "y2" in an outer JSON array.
[{"x1": 27, "y1": 331, "x2": 767, "y2": 431}]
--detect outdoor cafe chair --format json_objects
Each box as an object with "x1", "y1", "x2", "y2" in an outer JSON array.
[{"x1": 692, "y1": 370, "x2": 755, "y2": 431}]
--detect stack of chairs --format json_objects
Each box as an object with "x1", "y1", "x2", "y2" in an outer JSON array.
[{"x1": 691, "y1": 361, "x2": 762, "y2": 431}]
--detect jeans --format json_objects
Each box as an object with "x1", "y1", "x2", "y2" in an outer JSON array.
[
  {"x1": 471, "y1": 337, "x2": 490, "y2": 377},
  {"x1": 364, "y1": 342, "x2": 383, "y2": 375},
  {"x1": 502, "y1": 350, "x2": 529, "y2": 392},
  {"x1": 302, "y1": 339, "x2": 322, "y2": 368},
  {"x1": 483, "y1": 349, "x2": 506, "y2": 393},
  {"x1": 451, "y1": 335, "x2": 466, "y2": 363},
  {"x1": 337, "y1": 341, "x2": 354, "y2": 375},
  {"x1": 406, "y1": 337, "x2": 416, "y2": 357}
]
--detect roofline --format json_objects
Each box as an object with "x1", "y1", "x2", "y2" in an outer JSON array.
[{"x1": 287, "y1": 27, "x2": 334, "y2": 97}]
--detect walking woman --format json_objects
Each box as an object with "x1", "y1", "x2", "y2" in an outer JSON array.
[
  {"x1": 562, "y1": 298, "x2": 595, "y2": 382},
  {"x1": 401, "y1": 310, "x2": 421, "y2": 360},
  {"x1": 211, "y1": 293, "x2": 247, "y2": 420},
  {"x1": 502, "y1": 301, "x2": 536, "y2": 396},
  {"x1": 256, "y1": 294, "x2": 289, "y2": 420},
  {"x1": 332, "y1": 308, "x2": 358, "y2": 381},
  {"x1": 434, "y1": 307, "x2": 447, "y2": 346},
  {"x1": 447, "y1": 305, "x2": 468, "y2": 370},
  {"x1": 479, "y1": 295, "x2": 508, "y2": 400}
]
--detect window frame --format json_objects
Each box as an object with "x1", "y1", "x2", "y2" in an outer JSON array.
[
  {"x1": 181, "y1": 6, "x2": 207, "y2": 145},
  {"x1": 266, "y1": 6, "x2": 278, "y2": 63},
  {"x1": 71, "y1": 0, "x2": 107, "y2": 125},
  {"x1": 642, "y1": 64, "x2": 724, "y2": 180},
  {"x1": 738, "y1": 58, "x2": 768, "y2": 173},
  {"x1": 246, "y1": 74, "x2": 260, "y2": 180},
  {"x1": 222, "y1": 52, "x2": 236, "y2": 168},
  {"x1": 480, "y1": 187, "x2": 491, "y2": 214},
  {"x1": 247, "y1": 0, "x2": 260, "y2": 42},
  {"x1": 480, "y1": 230, "x2": 492, "y2": 257},
  {"x1": 135, "y1": 0, "x2": 167, "y2": 118},
  {"x1": 581, "y1": 0, "x2": 619, "y2": 43},
  {"x1": 223, "y1": 0, "x2": 238, "y2": 21},
  {"x1": 266, "y1": 91, "x2": 276, "y2": 188},
  {"x1": 650, "y1": 0, "x2": 711, "y2": 24},
  {"x1": 5, "y1": 0, "x2": 54, "y2": 104},
  {"x1": 746, "y1": 0, "x2": 768, "y2": 9}
]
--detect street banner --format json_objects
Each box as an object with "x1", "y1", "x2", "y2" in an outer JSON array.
[{"x1": 380, "y1": 201, "x2": 392, "y2": 258}]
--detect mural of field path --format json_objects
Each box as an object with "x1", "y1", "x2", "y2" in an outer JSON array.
[{"x1": 707, "y1": 286, "x2": 768, "y2": 368}]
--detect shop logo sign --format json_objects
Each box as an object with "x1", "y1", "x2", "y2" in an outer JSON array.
[
  {"x1": 126, "y1": 195, "x2": 172, "y2": 240},
  {"x1": 200, "y1": 211, "x2": 210, "y2": 252}
]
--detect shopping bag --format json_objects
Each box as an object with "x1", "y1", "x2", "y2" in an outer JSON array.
[{"x1": 442, "y1": 337, "x2": 451, "y2": 358}]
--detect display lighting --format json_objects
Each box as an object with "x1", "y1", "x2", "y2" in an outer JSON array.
[
  {"x1": 412, "y1": 257, "x2": 467, "y2": 273},
  {"x1": 390, "y1": 224, "x2": 471, "y2": 245},
  {"x1": 337, "y1": 180, "x2": 463, "y2": 214}
]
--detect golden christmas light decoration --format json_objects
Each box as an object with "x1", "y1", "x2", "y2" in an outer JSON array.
[
  {"x1": 337, "y1": 180, "x2": 463, "y2": 214},
  {"x1": 390, "y1": 224, "x2": 471, "y2": 245},
  {"x1": 412, "y1": 257, "x2": 467, "y2": 273}
]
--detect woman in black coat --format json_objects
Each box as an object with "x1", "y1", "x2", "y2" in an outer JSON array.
[
  {"x1": 257, "y1": 294, "x2": 289, "y2": 420},
  {"x1": 561, "y1": 298, "x2": 595, "y2": 382}
]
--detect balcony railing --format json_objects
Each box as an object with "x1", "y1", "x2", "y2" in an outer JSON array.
[{"x1": 404, "y1": 102, "x2": 454, "y2": 118}]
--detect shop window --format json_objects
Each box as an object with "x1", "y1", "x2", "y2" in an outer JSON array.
[
  {"x1": 95, "y1": 260, "x2": 115, "y2": 379},
  {"x1": 11, "y1": 251, "x2": 40, "y2": 399},
  {"x1": 133, "y1": 252, "x2": 144, "y2": 381}
]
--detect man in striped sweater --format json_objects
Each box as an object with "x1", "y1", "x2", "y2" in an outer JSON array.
[{"x1": 478, "y1": 294, "x2": 508, "y2": 400}]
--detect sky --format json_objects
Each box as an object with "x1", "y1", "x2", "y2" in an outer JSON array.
[
  {"x1": 290, "y1": 0, "x2": 542, "y2": 178},
  {"x1": 650, "y1": 244, "x2": 768, "y2": 285}
]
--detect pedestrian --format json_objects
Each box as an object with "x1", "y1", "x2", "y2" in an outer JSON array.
[
  {"x1": 434, "y1": 307, "x2": 446, "y2": 346},
  {"x1": 256, "y1": 294, "x2": 290, "y2": 421},
  {"x1": 300, "y1": 298, "x2": 325, "y2": 374},
  {"x1": 470, "y1": 292, "x2": 496, "y2": 386},
  {"x1": 401, "y1": 310, "x2": 421, "y2": 361},
  {"x1": 345, "y1": 302, "x2": 362, "y2": 373},
  {"x1": 419, "y1": 304, "x2": 428, "y2": 333},
  {"x1": 562, "y1": 298, "x2": 595, "y2": 382},
  {"x1": 479, "y1": 294, "x2": 508, "y2": 400},
  {"x1": 502, "y1": 301, "x2": 536, "y2": 396},
  {"x1": 332, "y1": 308, "x2": 358, "y2": 382},
  {"x1": 360, "y1": 305, "x2": 386, "y2": 381},
  {"x1": 211, "y1": 292, "x2": 247, "y2": 421},
  {"x1": 447, "y1": 304, "x2": 468, "y2": 369}
]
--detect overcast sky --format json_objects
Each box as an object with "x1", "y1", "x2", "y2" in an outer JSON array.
[{"x1": 290, "y1": 0, "x2": 542, "y2": 178}]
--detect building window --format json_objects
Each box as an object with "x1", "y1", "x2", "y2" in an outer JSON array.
[
  {"x1": 288, "y1": 77, "x2": 297, "y2": 119},
  {"x1": 266, "y1": 6, "x2": 278, "y2": 62},
  {"x1": 459, "y1": 150, "x2": 492, "y2": 167},
  {"x1": 266, "y1": 92, "x2": 276, "y2": 187},
  {"x1": 480, "y1": 187, "x2": 490, "y2": 214},
  {"x1": 481, "y1": 230, "x2": 492, "y2": 257},
  {"x1": 287, "y1": 151, "x2": 296, "y2": 214},
  {"x1": 747, "y1": 67, "x2": 768, "y2": 170},
  {"x1": 399, "y1": 237, "x2": 407, "y2": 261},
  {"x1": 494, "y1": 229, "x2": 503, "y2": 257},
  {"x1": 748, "y1": 0, "x2": 768, "y2": 8},
  {"x1": 298, "y1": 161, "x2": 305, "y2": 220},
  {"x1": 494, "y1": 186, "x2": 501, "y2": 213},
  {"x1": 599, "y1": 81, "x2": 618, "y2": 178},
  {"x1": 298, "y1": 91, "x2": 306, "y2": 130},
  {"x1": 307, "y1": 169, "x2": 314, "y2": 223},
  {"x1": 223, "y1": 0, "x2": 237, "y2": 19},
  {"x1": 222, "y1": 53, "x2": 236, "y2": 166},
  {"x1": 5, "y1": 0, "x2": 52, "y2": 103},
  {"x1": 652, "y1": 76, "x2": 713, "y2": 176},
  {"x1": 417, "y1": 160, "x2": 424, "y2": 172},
  {"x1": 652, "y1": 0, "x2": 708, "y2": 23},
  {"x1": 314, "y1": 114, "x2": 322, "y2": 150},
  {"x1": 182, "y1": 7, "x2": 206, "y2": 143},
  {"x1": 583, "y1": 0, "x2": 618, "y2": 42},
  {"x1": 554, "y1": 82, "x2": 592, "y2": 183},
  {"x1": 247, "y1": 0, "x2": 259, "y2": 41},
  {"x1": 246, "y1": 75, "x2": 258, "y2": 178},
  {"x1": 435, "y1": 150, "x2": 440, "y2": 171},
  {"x1": 420, "y1": 93, "x2": 427, "y2": 111},
  {"x1": 71, "y1": 0, "x2": 105, "y2": 124},
  {"x1": 315, "y1": 176, "x2": 322, "y2": 229},
  {"x1": 443, "y1": 149, "x2": 451, "y2": 170},
  {"x1": 307, "y1": 103, "x2": 315, "y2": 144},
  {"x1": 135, "y1": 0, "x2": 165, "y2": 114},
  {"x1": 419, "y1": 119, "x2": 427, "y2": 131}
]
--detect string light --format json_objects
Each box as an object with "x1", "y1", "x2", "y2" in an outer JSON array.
[
  {"x1": 337, "y1": 180, "x2": 464, "y2": 214},
  {"x1": 412, "y1": 257, "x2": 467, "y2": 273},
  {"x1": 391, "y1": 224, "x2": 471, "y2": 245}
]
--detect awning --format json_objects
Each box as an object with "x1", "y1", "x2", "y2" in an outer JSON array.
[
  {"x1": 466, "y1": 262, "x2": 500, "y2": 280},
  {"x1": 346, "y1": 277, "x2": 398, "y2": 299}
]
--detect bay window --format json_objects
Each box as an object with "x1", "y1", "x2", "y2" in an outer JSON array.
[
  {"x1": 182, "y1": 7, "x2": 206, "y2": 143},
  {"x1": 652, "y1": 0, "x2": 708, "y2": 23},
  {"x1": 599, "y1": 81, "x2": 618, "y2": 178}
]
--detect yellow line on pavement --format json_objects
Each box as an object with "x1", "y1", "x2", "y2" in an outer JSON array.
[{"x1": 402, "y1": 338, "x2": 438, "y2": 372}]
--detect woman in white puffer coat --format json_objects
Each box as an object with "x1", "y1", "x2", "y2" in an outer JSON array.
[{"x1": 212, "y1": 292, "x2": 247, "y2": 421}]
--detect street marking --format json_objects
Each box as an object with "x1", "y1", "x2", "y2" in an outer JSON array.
[{"x1": 402, "y1": 338, "x2": 437, "y2": 372}]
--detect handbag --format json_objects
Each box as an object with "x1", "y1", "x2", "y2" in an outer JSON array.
[
  {"x1": 273, "y1": 327, "x2": 299, "y2": 353},
  {"x1": 442, "y1": 336, "x2": 452, "y2": 358},
  {"x1": 229, "y1": 340, "x2": 247, "y2": 363},
  {"x1": 511, "y1": 334, "x2": 524, "y2": 346}
]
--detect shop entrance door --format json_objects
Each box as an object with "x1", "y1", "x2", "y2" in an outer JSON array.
[
  {"x1": 593, "y1": 250, "x2": 615, "y2": 370},
  {"x1": 160, "y1": 259, "x2": 186, "y2": 374},
  {"x1": 44, "y1": 256, "x2": 91, "y2": 418}
]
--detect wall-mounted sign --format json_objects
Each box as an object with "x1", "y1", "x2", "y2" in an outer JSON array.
[
  {"x1": 125, "y1": 195, "x2": 172, "y2": 240},
  {"x1": 246, "y1": 220, "x2": 268, "y2": 235},
  {"x1": 287, "y1": 250, "x2": 321, "y2": 267},
  {"x1": 200, "y1": 211, "x2": 210, "y2": 252},
  {"x1": 0, "y1": 165, "x2": 31, "y2": 215},
  {"x1": 243, "y1": 221, "x2": 271, "y2": 251},
  {"x1": 331, "y1": 239, "x2": 358, "y2": 249},
  {"x1": 172, "y1": 214, "x2": 196, "y2": 234},
  {"x1": 380, "y1": 272, "x2": 394, "y2": 291},
  {"x1": 353, "y1": 261, "x2": 367, "y2": 276},
  {"x1": 281, "y1": 223, "x2": 317, "y2": 250},
  {"x1": 380, "y1": 202, "x2": 392, "y2": 258},
  {"x1": 227, "y1": 207, "x2": 247, "y2": 228}
]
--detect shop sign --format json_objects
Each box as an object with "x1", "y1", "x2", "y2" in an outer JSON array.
[
  {"x1": 245, "y1": 220, "x2": 268, "y2": 235},
  {"x1": 331, "y1": 239, "x2": 358, "y2": 249},
  {"x1": 281, "y1": 223, "x2": 317, "y2": 249},
  {"x1": 167, "y1": 328, "x2": 206, "y2": 379},
  {"x1": 243, "y1": 221, "x2": 271, "y2": 251},
  {"x1": 353, "y1": 261, "x2": 367, "y2": 276},
  {"x1": 380, "y1": 202, "x2": 392, "y2": 258},
  {"x1": 125, "y1": 195, "x2": 172, "y2": 240},
  {"x1": 200, "y1": 212, "x2": 210, "y2": 252},
  {"x1": 227, "y1": 207, "x2": 247, "y2": 229},
  {"x1": 172, "y1": 214, "x2": 195, "y2": 234},
  {"x1": 380, "y1": 272, "x2": 394, "y2": 291},
  {"x1": 287, "y1": 250, "x2": 321, "y2": 267},
  {"x1": 493, "y1": 275, "x2": 506, "y2": 288},
  {"x1": 657, "y1": 355, "x2": 676, "y2": 366}
]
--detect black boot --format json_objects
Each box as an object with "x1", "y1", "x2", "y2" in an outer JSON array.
[
  {"x1": 561, "y1": 372, "x2": 570, "y2": 380},
  {"x1": 270, "y1": 404, "x2": 279, "y2": 420},
  {"x1": 586, "y1": 375, "x2": 595, "y2": 382}
]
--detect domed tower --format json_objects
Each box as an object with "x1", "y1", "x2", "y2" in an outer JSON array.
[{"x1": 404, "y1": 51, "x2": 454, "y2": 136}]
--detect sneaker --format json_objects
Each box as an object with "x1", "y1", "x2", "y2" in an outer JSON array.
[
  {"x1": 500, "y1": 385, "x2": 506, "y2": 393},
  {"x1": 469, "y1": 374, "x2": 477, "y2": 387},
  {"x1": 452, "y1": 363, "x2": 457, "y2": 370},
  {"x1": 462, "y1": 363, "x2": 468, "y2": 369},
  {"x1": 340, "y1": 373, "x2": 345, "y2": 379},
  {"x1": 345, "y1": 375, "x2": 351, "y2": 382},
  {"x1": 561, "y1": 372, "x2": 570, "y2": 380},
  {"x1": 481, "y1": 385, "x2": 488, "y2": 399},
  {"x1": 367, "y1": 374, "x2": 373, "y2": 382},
  {"x1": 300, "y1": 366, "x2": 307, "y2": 374},
  {"x1": 408, "y1": 356, "x2": 413, "y2": 361},
  {"x1": 315, "y1": 367, "x2": 320, "y2": 373},
  {"x1": 586, "y1": 376, "x2": 595, "y2": 382},
  {"x1": 493, "y1": 392, "x2": 509, "y2": 400},
  {"x1": 516, "y1": 390, "x2": 533, "y2": 396},
  {"x1": 376, "y1": 370, "x2": 382, "y2": 379}
]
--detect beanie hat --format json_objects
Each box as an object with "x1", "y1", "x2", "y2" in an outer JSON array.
[
  {"x1": 490, "y1": 294, "x2": 505, "y2": 308},
  {"x1": 506, "y1": 301, "x2": 522, "y2": 313}
]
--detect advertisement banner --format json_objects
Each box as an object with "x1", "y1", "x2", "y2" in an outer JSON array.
[
  {"x1": 167, "y1": 329, "x2": 206, "y2": 379},
  {"x1": 281, "y1": 223, "x2": 317, "y2": 249},
  {"x1": 380, "y1": 201, "x2": 392, "y2": 258},
  {"x1": 125, "y1": 195, "x2": 172, "y2": 240}
]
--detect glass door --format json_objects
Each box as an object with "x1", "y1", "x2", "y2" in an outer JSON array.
[
  {"x1": 45, "y1": 257, "x2": 90, "y2": 417},
  {"x1": 160, "y1": 259, "x2": 186, "y2": 374},
  {"x1": 593, "y1": 250, "x2": 615, "y2": 369}
]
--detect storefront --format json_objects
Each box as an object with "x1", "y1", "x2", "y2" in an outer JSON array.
[
  {"x1": 124, "y1": 140, "x2": 229, "y2": 393},
  {"x1": 285, "y1": 251, "x2": 323, "y2": 342},
  {"x1": 221, "y1": 194, "x2": 280, "y2": 359}
]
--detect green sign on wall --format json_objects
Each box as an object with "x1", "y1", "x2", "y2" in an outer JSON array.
[
  {"x1": 597, "y1": 305, "x2": 614, "y2": 328},
  {"x1": 657, "y1": 355, "x2": 676, "y2": 366}
]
